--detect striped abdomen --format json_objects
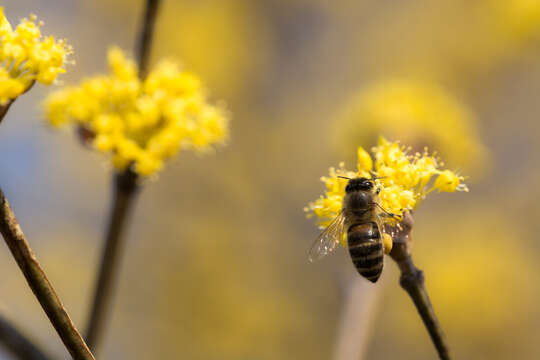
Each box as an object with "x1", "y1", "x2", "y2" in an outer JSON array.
[{"x1": 347, "y1": 222, "x2": 384, "y2": 283}]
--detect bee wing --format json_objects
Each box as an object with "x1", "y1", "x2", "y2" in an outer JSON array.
[
  {"x1": 308, "y1": 212, "x2": 346, "y2": 263},
  {"x1": 374, "y1": 211, "x2": 386, "y2": 232}
]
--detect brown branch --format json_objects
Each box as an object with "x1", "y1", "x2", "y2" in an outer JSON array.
[
  {"x1": 0, "y1": 81, "x2": 36, "y2": 125},
  {"x1": 84, "y1": 0, "x2": 160, "y2": 353},
  {"x1": 84, "y1": 169, "x2": 139, "y2": 353},
  {"x1": 0, "y1": 80, "x2": 48, "y2": 359},
  {"x1": 136, "y1": 0, "x2": 161, "y2": 80},
  {"x1": 0, "y1": 187, "x2": 95, "y2": 360},
  {"x1": 0, "y1": 100, "x2": 15, "y2": 124},
  {"x1": 388, "y1": 212, "x2": 451, "y2": 360},
  {"x1": 0, "y1": 313, "x2": 52, "y2": 360}
]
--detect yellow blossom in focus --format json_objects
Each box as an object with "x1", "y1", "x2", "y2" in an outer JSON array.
[
  {"x1": 44, "y1": 47, "x2": 230, "y2": 177},
  {"x1": 433, "y1": 169, "x2": 462, "y2": 192},
  {"x1": 305, "y1": 137, "x2": 467, "y2": 236},
  {"x1": 0, "y1": 8, "x2": 71, "y2": 104},
  {"x1": 333, "y1": 79, "x2": 488, "y2": 175}
]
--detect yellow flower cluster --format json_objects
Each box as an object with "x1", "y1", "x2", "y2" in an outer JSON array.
[
  {"x1": 44, "y1": 47, "x2": 229, "y2": 176},
  {"x1": 0, "y1": 7, "x2": 70, "y2": 104},
  {"x1": 305, "y1": 137, "x2": 468, "y2": 231},
  {"x1": 333, "y1": 79, "x2": 487, "y2": 174}
]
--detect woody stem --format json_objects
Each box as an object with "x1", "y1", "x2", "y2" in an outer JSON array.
[
  {"x1": 84, "y1": 170, "x2": 139, "y2": 353},
  {"x1": 0, "y1": 81, "x2": 35, "y2": 125},
  {"x1": 388, "y1": 212, "x2": 451, "y2": 360},
  {"x1": 0, "y1": 187, "x2": 95, "y2": 360},
  {"x1": 83, "y1": 0, "x2": 160, "y2": 353}
]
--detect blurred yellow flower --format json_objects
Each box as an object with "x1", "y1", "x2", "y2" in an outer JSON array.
[
  {"x1": 490, "y1": 0, "x2": 540, "y2": 40},
  {"x1": 333, "y1": 79, "x2": 488, "y2": 174},
  {"x1": 86, "y1": 0, "x2": 271, "y2": 99},
  {"x1": 44, "y1": 47, "x2": 230, "y2": 177},
  {"x1": 305, "y1": 137, "x2": 467, "y2": 234},
  {"x1": 0, "y1": 7, "x2": 71, "y2": 105}
]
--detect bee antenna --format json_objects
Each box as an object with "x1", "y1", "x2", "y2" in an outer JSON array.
[
  {"x1": 337, "y1": 176, "x2": 351, "y2": 180},
  {"x1": 371, "y1": 176, "x2": 387, "y2": 180}
]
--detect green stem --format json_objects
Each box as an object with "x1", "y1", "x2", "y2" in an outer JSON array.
[{"x1": 0, "y1": 188, "x2": 95, "y2": 360}]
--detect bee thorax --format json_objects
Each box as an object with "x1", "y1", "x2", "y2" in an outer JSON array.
[{"x1": 344, "y1": 191, "x2": 373, "y2": 211}]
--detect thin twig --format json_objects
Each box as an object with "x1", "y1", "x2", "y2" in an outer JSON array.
[
  {"x1": 0, "y1": 80, "x2": 50, "y2": 359},
  {"x1": 0, "y1": 313, "x2": 52, "y2": 360},
  {"x1": 0, "y1": 81, "x2": 36, "y2": 124},
  {"x1": 388, "y1": 212, "x2": 451, "y2": 360},
  {"x1": 333, "y1": 276, "x2": 380, "y2": 360},
  {"x1": 84, "y1": 170, "x2": 139, "y2": 352},
  {"x1": 0, "y1": 187, "x2": 95, "y2": 360},
  {"x1": 0, "y1": 100, "x2": 15, "y2": 124},
  {"x1": 84, "y1": 0, "x2": 160, "y2": 352},
  {"x1": 136, "y1": 0, "x2": 161, "y2": 80},
  {"x1": 84, "y1": 0, "x2": 160, "y2": 353}
]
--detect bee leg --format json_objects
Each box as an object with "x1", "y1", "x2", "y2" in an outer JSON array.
[
  {"x1": 382, "y1": 233, "x2": 393, "y2": 254},
  {"x1": 372, "y1": 202, "x2": 401, "y2": 220},
  {"x1": 380, "y1": 212, "x2": 401, "y2": 220},
  {"x1": 389, "y1": 212, "x2": 402, "y2": 221},
  {"x1": 391, "y1": 233, "x2": 408, "y2": 245}
]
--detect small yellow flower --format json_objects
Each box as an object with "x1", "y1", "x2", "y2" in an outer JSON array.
[
  {"x1": 305, "y1": 137, "x2": 467, "y2": 234},
  {"x1": 434, "y1": 169, "x2": 468, "y2": 193},
  {"x1": 357, "y1": 146, "x2": 373, "y2": 173},
  {"x1": 0, "y1": 8, "x2": 71, "y2": 104},
  {"x1": 44, "y1": 47, "x2": 230, "y2": 177}
]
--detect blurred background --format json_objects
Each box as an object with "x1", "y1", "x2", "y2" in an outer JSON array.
[{"x1": 1, "y1": 0, "x2": 540, "y2": 359}]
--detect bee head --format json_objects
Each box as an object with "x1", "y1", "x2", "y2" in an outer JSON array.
[{"x1": 345, "y1": 177, "x2": 375, "y2": 193}]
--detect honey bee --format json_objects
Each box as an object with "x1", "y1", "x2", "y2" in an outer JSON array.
[{"x1": 308, "y1": 177, "x2": 397, "y2": 283}]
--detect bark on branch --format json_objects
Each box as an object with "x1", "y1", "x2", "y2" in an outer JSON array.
[
  {"x1": 136, "y1": 0, "x2": 161, "y2": 80},
  {"x1": 84, "y1": 0, "x2": 160, "y2": 353},
  {"x1": 0, "y1": 81, "x2": 36, "y2": 125},
  {"x1": 388, "y1": 212, "x2": 451, "y2": 360},
  {"x1": 0, "y1": 187, "x2": 95, "y2": 360},
  {"x1": 84, "y1": 170, "x2": 139, "y2": 353}
]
